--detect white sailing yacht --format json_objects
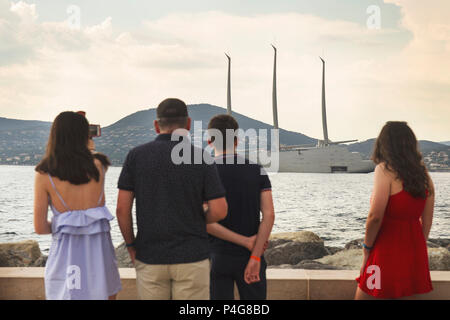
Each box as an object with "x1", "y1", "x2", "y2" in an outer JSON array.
[{"x1": 226, "y1": 47, "x2": 375, "y2": 173}]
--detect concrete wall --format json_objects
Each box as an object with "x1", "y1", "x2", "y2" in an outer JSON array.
[{"x1": 0, "y1": 268, "x2": 449, "y2": 300}]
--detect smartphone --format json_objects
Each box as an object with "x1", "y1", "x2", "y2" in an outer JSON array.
[
  {"x1": 89, "y1": 124, "x2": 101, "y2": 138},
  {"x1": 77, "y1": 111, "x2": 101, "y2": 138}
]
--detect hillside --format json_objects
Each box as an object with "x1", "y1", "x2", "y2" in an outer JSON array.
[
  {"x1": 0, "y1": 105, "x2": 448, "y2": 168},
  {"x1": 0, "y1": 117, "x2": 52, "y2": 164},
  {"x1": 0, "y1": 104, "x2": 317, "y2": 165},
  {"x1": 347, "y1": 139, "x2": 450, "y2": 159}
]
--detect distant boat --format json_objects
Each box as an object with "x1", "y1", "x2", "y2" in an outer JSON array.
[
  {"x1": 266, "y1": 47, "x2": 374, "y2": 173},
  {"x1": 224, "y1": 46, "x2": 374, "y2": 173}
]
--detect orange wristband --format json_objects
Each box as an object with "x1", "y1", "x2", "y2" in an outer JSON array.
[{"x1": 250, "y1": 255, "x2": 261, "y2": 262}]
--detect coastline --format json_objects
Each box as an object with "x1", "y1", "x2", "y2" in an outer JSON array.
[
  {"x1": 1, "y1": 163, "x2": 450, "y2": 172},
  {"x1": 1, "y1": 231, "x2": 449, "y2": 271},
  {"x1": 2, "y1": 168, "x2": 449, "y2": 251}
]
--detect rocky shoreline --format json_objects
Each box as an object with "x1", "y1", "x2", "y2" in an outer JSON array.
[
  {"x1": 1, "y1": 232, "x2": 449, "y2": 270},
  {"x1": 265, "y1": 231, "x2": 450, "y2": 271}
]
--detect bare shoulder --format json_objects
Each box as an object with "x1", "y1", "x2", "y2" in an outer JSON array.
[
  {"x1": 34, "y1": 170, "x2": 49, "y2": 189},
  {"x1": 93, "y1": 157, "x2": 102, "y2": 168},
  {"x1": 375, "y1": 162, "x2": 389, "y2": 175},
  {"x1": 93, "y1": 158, "x2": 105, "y2": 171},
  {"x1": 375, "y1": 163, "x2": 395, "y2": 181},
  {"x1": 427, "y1": 173, "x2": 435, "y2": 195},
  {"x1": 35, "y1": 170, "x2": 47, "y2": 181},
  {"x1": 93, "y1": 152, "x2": 110, "y2": 171}
]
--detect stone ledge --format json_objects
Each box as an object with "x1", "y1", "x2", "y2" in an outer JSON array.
[{"x1": 0, "y1": 268, "x2": 449, "y2": 300}]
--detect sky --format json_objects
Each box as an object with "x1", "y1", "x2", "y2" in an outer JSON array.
[{"x1": 0, "y1": 0, "x2": 449, "y2": 142}]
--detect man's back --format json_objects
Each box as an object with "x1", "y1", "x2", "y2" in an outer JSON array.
[
  {"x1": 118, "y1": 133, "x2": 225, "y2": 264},
  {"x1": 210, "y1": 154, "x2": 272, "y2": 256}
]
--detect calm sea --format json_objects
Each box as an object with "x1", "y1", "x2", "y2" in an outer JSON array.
[{"x1": 0, "y1": 165, "x2": 448, "y2": 253}]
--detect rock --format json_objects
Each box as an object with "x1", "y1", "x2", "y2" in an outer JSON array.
[
  {"x1": 344, "y1": 239, "x2": 364, "y2": 250},
  {"x1": 115, "y1": 242, "x2": 134, "y2": 268},
  {"x1": 265, "y1": 241, "x2": 328, "y2": 266},
  {"x1": 265, "y1": 231, "x2": 328, "y2": 266},
  {"x1": 325, "y1": 246, "x2": 343, "y2": 255},
  {"x1": 315, "y1": 249, "x2": 363, "y2": 270},
  {"x1": 270, "y1": 231, "x2": 324, "y2": 244},
  {"x1": 294, "y1": 260, "x2": 341, "y2": 270},
  {"x1": 428, "y1": 238, "x2": 450, "y2": 249},
  {"x1": 31, "y1": 255, "x2": 48, "y2": 267},
  {"x1": 311, "y1": 247, "x2": 450, "y2": 271},
  {"x1": 267, "y1": 238, "x2": 292, "y2": 250},
  {"x1": 427, "y1": 241, "x2": 441, "y2": 248},
  {"x1": 428, "y1": 248, "x2": 450, "y2": 271},
  {"x1": 0, "y1": 240, "x2": 44, "y2": 267}
]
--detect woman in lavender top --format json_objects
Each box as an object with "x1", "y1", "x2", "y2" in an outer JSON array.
[{"x1": 33, "y1": 111, "x2": 121, "y2": 300}]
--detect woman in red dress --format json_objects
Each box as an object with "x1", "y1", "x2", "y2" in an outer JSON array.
[{"x1": 355, "y1": 121, "x2": 435, "y2": 299}]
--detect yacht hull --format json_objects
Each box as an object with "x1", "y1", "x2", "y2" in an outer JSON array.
[{"x1": 259, "y1": 145, "x2": 375, "y2": 173}]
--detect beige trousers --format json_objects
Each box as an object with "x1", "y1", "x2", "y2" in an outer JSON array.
[{"x1": 135, "y1": 258, "x2": 210, "y2": 300}]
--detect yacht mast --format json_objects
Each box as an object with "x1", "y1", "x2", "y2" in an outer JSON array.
[
  {"x1": 272, "y1": 45, "x2": 280, "y2": 151},
  {"x1": 272, "y1": 45, "x2": 279, "y2": 130},
  {"x1": 225, "y1": 53, "x2": 232, "y2": 115},
  {"x1": 320, "y1": 57, "x2": 329, "y2": 146}
]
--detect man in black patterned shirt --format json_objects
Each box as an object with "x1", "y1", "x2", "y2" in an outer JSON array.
[{"x1": 116, "y1": 98, "x2": 228, "y2": 300}]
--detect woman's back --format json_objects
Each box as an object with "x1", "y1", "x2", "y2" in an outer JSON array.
[
  {"x1": 356, "y1": 121, "x2": 434, "y2": 299},
  {"x1": 43, "y1": 158, "x2": 121, "y2": 300},
  {"x1": 33, "y1": 111, "x2": 121, "y2": 300},
  {"x1": 45, "y1": 159, "x2": 106, "y2": 213},
  {"x1": 382, "y1": 167, "x2": 428, "y2": 221},
  {"x1": 357, "y1": 163, "x2": 433, "y2": 298},
  {"x1": 385, "y1": 189, "x2": 428, "y2": 221}
]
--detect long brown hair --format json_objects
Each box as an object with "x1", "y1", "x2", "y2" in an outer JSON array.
[
  {"x1": 35, "y1": 111, "x2": 110, "y2": 185},
  {"x1": 372, "y1": 121, "x2": 430, "y2": 198}
]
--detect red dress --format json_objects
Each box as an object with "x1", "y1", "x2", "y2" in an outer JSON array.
[{"x1": 356, "y1": 189, "x2": 433, "y2": 298}]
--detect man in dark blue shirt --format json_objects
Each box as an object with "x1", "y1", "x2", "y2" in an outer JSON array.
[
  {"x1": 116, "y1": 98, "x2": 228, "y2": 300},
  {"x1": 206, "y1": 114, "x2": 275, "y2": 300}
]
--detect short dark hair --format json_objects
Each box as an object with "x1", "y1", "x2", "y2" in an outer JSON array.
[
  {"x1": 208, "y1": 114, "x2": 239, "y2": 151},
  {"x1": 156, "y1": 98, "x2": 188, "y2": 129}
]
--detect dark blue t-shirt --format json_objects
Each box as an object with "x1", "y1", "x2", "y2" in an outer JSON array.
[
  {"x1": 209, "y1": 153, "x2": 272, "y2": 257},
  {"x1": 118, "y1": 133, "x2": 226, "y2": 264}
]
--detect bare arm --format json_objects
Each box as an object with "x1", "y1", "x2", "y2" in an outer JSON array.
[
  {"x1": 244, "y1": 190, "x2": 275, "y2": 284},
  {"x1": 251, "y1": 190, "x2": 275, "y2": 258},
  {"x1": 205, "y1": 197, "x2": 228, "y2": 224},
  {"x1": 421, "y1": 176, "x2": 435, "y2": 240},
  {"x1": 33, "y1": 172, "x2": 52, "y2": 235},
  {"x1": 116, "y1": 190, "x2": 135, "y2": 245},
  {"x1": 363, "y1": 164, "x2": 391, "y2": 248},
  {"x1": 116, "y1": 189, "x2": 136, "y2": 263},
  {"x1": 359, "y1": 164, "x2": 391, "y2": 276},
  {"x1": 206, "y1": 223, "x2": 254, "y2": 251}
]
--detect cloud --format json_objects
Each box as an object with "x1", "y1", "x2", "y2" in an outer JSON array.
[
  {"x1": 0, "y1": 1, "x2": 36, "y2": 65},
  {"x1": 0, "y1": 0, "x2": 448, "y2": 141},
  {"x1": 375, "y1": 0, "x2": 450, "y2": 136}
]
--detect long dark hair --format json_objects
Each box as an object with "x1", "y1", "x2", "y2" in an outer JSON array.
[
  {"x1": 35, "y1": 111, "x2": 110, "y2": 185},
  {"x1": 372, "y1": 121, "x2": 430, "y2": 198}
]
